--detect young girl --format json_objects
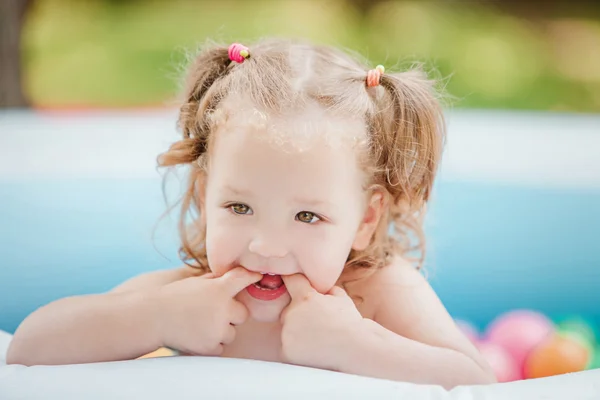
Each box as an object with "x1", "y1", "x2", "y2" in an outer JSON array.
[{"x1": 7, "y1": 38, "x2": 495, "y2": 388}]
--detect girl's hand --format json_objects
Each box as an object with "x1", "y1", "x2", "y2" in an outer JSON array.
[
  {"x1": 155, "y1": 267, "x2": 262, "y2": 356},
  {"x1": 279, "y1": 274, "x2": 366, "y2": 371}
]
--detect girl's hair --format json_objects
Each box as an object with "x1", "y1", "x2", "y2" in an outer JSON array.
[{"x1": 158, "y1": 38, "x2": 446, "y2": 277}]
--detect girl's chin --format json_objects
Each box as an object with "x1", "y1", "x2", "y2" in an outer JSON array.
[{"x1": 250, "y1": 309, "x2": 282, "y2": 323}]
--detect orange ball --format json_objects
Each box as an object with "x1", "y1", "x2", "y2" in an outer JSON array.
[
  {"x1": 137, "y1": 347, "x2": 177, "y2": 359},
  {"x1": 524, "y1": 334, "x2": 590, "y2": 379}
]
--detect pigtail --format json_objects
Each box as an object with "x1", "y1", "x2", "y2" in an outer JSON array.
[
  {"x1": 157, "y1": 44, "x2": 235, "y2": 274},
  {"x1": 379, "y1": 71, "x2": 445, "y2": 203},
  {"x1": 376, "y1": 70, "x2": 446, "y2": 267},
  {"x1": 159, "y1": 46, "x2": 233, "y2": 168}
]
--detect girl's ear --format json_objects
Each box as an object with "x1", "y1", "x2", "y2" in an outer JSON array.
[{"x1": 352, "y1": 188, "x2": 386, "y2": 251}]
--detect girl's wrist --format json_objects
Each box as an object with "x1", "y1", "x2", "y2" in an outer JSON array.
[
  {"x1": 124, "y1": 288, "x2": 166, "y2": 351},
  {"x1": 332, "y1": 318, "x2": 379, "y2": 373}
]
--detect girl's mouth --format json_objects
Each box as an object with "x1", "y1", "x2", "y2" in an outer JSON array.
[{"x1": 246, "y1": 274, "x2": 287, "y2": 301}]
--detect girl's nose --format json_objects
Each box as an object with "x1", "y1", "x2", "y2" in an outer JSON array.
[{"x1": 248, "y1": 234, "x2": 288, "y2": 259}]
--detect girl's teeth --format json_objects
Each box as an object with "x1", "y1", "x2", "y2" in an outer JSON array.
[{"x1": 253, "y1": 283, "x2": 270, "y2": 290}]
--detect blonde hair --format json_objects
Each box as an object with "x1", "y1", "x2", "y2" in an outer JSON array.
[{"x1": 158, "y1": 38, "x2": 446, "y2": 277}]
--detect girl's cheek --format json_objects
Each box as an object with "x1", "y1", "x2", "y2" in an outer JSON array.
[
  {"x1": 304, "y1": 265, "x2": 345, "y2": 293},
  {"x1": 297, "y1": 239, "x2": 347, "y2": 293},
  {"x1": 206, "y1": 224, "x2": 243, "y2": 272},
  {"x1": 300, "y1": 246, "x2": 346, "y2": 293}
]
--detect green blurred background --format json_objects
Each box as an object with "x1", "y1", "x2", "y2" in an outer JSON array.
[{"x1": 4, "y1": 0, "x2": 600, "y2": 111}]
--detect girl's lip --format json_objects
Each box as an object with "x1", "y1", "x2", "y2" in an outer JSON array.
[{"x1": 246, "y1": 283, "x2": 287, "y2": 301}]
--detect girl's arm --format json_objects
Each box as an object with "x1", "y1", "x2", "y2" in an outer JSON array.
[
  {"x1": 6, "y1": 267, "x2": 192, "y2": 366},
  {"x1": 341, "y1": 318, "x2": 495, "y2": 388},
  {"x1": 340, "y1": 261, "x2": 496, "y2": 388}
]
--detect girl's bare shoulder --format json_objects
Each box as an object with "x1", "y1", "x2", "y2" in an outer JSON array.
[{"x1": 343, "y1": 257, "x2": 417, "y2": 319}]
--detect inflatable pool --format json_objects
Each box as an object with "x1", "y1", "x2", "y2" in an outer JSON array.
[{"x1": 1, "y1": 109, "x2": 599, "y2": 398}]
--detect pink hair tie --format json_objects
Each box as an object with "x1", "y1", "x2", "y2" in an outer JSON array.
[
  {"x1": 228, "y1": 43, "x2": 250, "y2": 63},
  {"x1": 366, "y1": 65, "x2": 385, "y2": 87}
]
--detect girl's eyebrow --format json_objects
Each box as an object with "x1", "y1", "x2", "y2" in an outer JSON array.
[
  {"x1": 293, "y1": 197, "x2": 334, "y2": 208},
  {"x1": 223, "y1": 185, "x2": 254, "y2": 197}
]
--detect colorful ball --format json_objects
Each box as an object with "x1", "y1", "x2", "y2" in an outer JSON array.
[
  {"x1": 477, "y1": 341, "x2": 521, "y2": 382},
  {"x1": 589, "y1": 347, "x2": 600, "y2": 370},
  {"x1": 485, "y1": 310, "x2": 554, "y2": 371},
  {"x1": 524, "y1": 334, "x2": 590, "y2": 378},
  {"x1": 138, "y1": 347, "x2": 177, "y2": 359},
  {"x1": 456, "y1": 319, "x2": 480, "y2": 345},
  {"x1": 557, "y1": 317, "x2": 596, "y2": 350}
]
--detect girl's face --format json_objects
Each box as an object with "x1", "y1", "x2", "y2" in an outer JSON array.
[{"x1": 202, "y1": 109, "x2": 375, "y2": 322}]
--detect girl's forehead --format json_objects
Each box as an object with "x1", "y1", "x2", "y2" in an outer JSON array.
[
  {"x1": 209, "y1": 123, "x2": 367, "y2": 204},
  {"x1": 211, "y1": 99, "x2": 369, "y2": 152}
]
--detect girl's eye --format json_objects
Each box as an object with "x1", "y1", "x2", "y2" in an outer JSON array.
[
  {"x1": 229, "y1": 203, "x2": 252, "y2": 215},
  {"x1": 296, "y1": 211, "x2": 320, "y2": 224}
]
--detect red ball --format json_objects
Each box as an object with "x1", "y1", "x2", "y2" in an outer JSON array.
[
  {"x1": 485, "y1": 310, "x2": 554, "y2": 372},
  {"x1": 477, "y1": 341, "x2": 521, "y2": 382}
]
